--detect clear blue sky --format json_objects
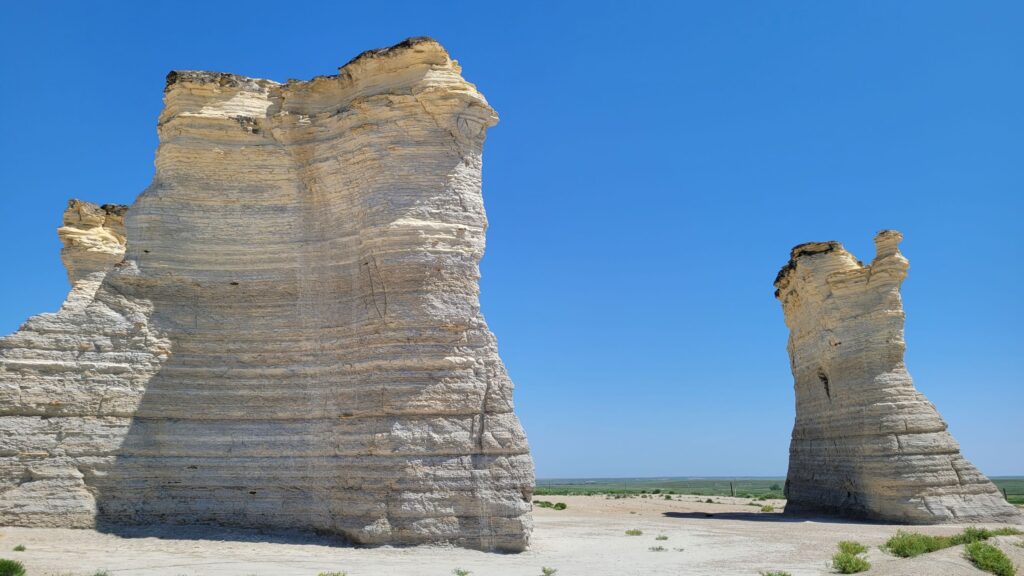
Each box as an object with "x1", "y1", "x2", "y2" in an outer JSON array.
[{"x1": 2, "y1": 1, "x2": 1021, "y2": 479}]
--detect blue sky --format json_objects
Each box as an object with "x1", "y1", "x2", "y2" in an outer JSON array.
[{"x1": 1, "y1": 1, "x2": 1021, "y2": 478}]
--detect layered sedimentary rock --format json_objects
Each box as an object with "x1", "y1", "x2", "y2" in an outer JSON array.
[
  {"x1": 775, "y1": 230, "x2": 1020, "y2": 523},
  {"x1": 0, "y1": 37, "x2": 534, "y2": 550}
]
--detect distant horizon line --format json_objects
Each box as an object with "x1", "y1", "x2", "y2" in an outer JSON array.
[{"x1": 536, "y1": 475, "x2": 1024, "y2": 481}]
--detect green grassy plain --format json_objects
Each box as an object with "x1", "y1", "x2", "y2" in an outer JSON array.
[
  {"x1": 535, "y1": 477, "x2": 785, "y2": 498},
  {"x1": 534, "y1": 477, "x2": 1024, "y2": 503}
]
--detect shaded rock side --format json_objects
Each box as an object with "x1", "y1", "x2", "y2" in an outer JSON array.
[
  {"x1": 774, "y1": 230, "x2": 1020, "y2": 524},
  {"x1": 0, "y1": 37, "x2": 534, "y2": 551}
]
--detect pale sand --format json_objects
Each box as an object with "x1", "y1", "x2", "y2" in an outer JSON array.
[{"x1": 0, "y1": 495, "x2": 1021, "y2": 575}]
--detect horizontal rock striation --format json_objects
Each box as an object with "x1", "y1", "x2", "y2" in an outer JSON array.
[
  {"x1": 0, "y1": 37, "x2": 534, "y2": 551},
  {"x1": 775, "y1": 231, "x2": 1020, "y2": 524}
]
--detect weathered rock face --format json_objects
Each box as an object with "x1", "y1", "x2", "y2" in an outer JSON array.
[
  {"x1": 0, "y1": 37, "x2": 534, "y2": 551},
  {"x1": 775, "y1": 231, "x2": 1020, "y2": 523}
]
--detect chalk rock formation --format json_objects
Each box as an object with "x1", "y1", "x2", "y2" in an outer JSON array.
[
  {"x1": 0, "y1": 37, "x2": 534, "y2": 551},
  {"x1": 775, "y1": 231, "x2": 1020, "y2": 523}
]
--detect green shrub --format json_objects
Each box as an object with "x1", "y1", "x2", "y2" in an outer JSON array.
[
  {"x1": 831, "y1": 551, "x2": 870, "y2": 573},
  {"x1": 91, "y1": 572, "x2": 111, "y2": 576},
  {"x1": 664, "y1": 494, "x2": 672, "y2": 500},
  {"x1": 655, "y1": 535, "x2": 668, "y2": 541},
  {"x1": 760, "y1": 504, "x2": 775, "y2": 512},
  {"x1": 10, "y1": 547, "x2": 23, "y2": 553},
  {"x1": 770, "y1": 483, "x2": 782, "y2": 491},
  {"x1": 883, "y1": 530, "x2": 950, "y2": 557},
  {"x1": 649, "y1": 546, "x2": 667, "y2": 552},
  {"x1": 552, "y1": 502, "x2": 567, "y2": 510},
  {"x1": 0, "y1": 559, "x2": 26, "y2": 576},
  {"x1": 541, "y1": 568, "x2": 558, "y2": 576},
  {"x1": 760, "y1": 572, "x2": 792, "y2": 576},
  {"x1": 964, "y1": 541, "x2": 1016, "y2": 576},
  {"x1": 625, "y1": 529, "x2": 643, "y2": 536},
  {"x1": 883, "y1": 527, "x2": 1023, "y2": 558},
  {"x1": 453, "y1": 569, "x2": 471, "y2": 576},
  {"x1": 837, "y1": 541, "x2": 868, "y2": 556},
  {"x1": 318, "y1": 572, "x2": 347, "y2": 576},
  {"x1": 705, "y1": 498, "x2": 714, "y2": 504}
]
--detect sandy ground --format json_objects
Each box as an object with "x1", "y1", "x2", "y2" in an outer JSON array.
[{"x1": 1, "y1": 495, "x2": 1021, "y2": 576}]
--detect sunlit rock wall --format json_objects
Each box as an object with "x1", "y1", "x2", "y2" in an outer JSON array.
[
  {"x1": 0, "y1": 37, "x2": 534, "y2": 551},
  {"x1": 775, "y1": 230, "x2": 1020, "y2": 523}
]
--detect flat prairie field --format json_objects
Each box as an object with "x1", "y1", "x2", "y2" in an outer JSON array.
[{"x1": 2, "y1": 494, "x2": 1022, "y2": 576}]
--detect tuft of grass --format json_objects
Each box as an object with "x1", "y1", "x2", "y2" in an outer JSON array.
[
  {"x1": 964, "y1": 541, "x2": 1016, "y2": 576},
  {"x1": 649, "y1": 546, "x2": 667, "y2": 552},
  {"x1": 91, "y1": 572, "x2": 112, "y2": 576},
  {"x1": 705, "y1": 498, "x2": 715, "y2": 504},
  {"x1": 664, "y1": 494, "x2": 672, "y2": 500},
  {"x1": 883, "y1": 530, "x2": 948, "y2": 557},
  {"x1": 318, "y1": 572, "x2": 347, "y2": 576},
  {"x1": 760, "y1": 504, "x2": 775, "y2": 512},
  {"x1": 541, "y1": 568, "x2": 558, "y2": 576},
  {"x1": 655, "y1": 535, "x2": 668, "y2": 541},
  {"x1": 760, "y1": 572, "x2": 792, "y2": 576},
  {"x1": 831, "y1": 552, "x2": 870, "y2": 573},
  {"x1": 0, "y1": 559, "x2": 26, "y2": 576},
  {"x1": 837, "y1": 541, "x2": 868, "y2": 556},
  {"x1": 625, "y1": 529, "x2": 643, "y2": 536},
  {"x1": 533, "y1": 500, "x2": 567, "y2": 510},
  {"x1": 453, "y1": 569, "x2": 471, "y2": 576},
  {"x1": 10, "y1": 547, "x2": 23, "y2": 553},
  {"x1": 831, "y1": 540, "x2": 870, "y2": 574}
]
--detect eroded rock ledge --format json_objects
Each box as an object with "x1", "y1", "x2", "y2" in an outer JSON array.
[
  {"x1": 0, "y1": 37, "x2": 534, "y2": 551},
  {"x1": 775, "y1": 230, "x2": 1020, "y2": 523}
]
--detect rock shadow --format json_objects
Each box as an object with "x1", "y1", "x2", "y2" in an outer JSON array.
[{"x1": 661, "y1": 511, "x2": 893, "y2": 524}]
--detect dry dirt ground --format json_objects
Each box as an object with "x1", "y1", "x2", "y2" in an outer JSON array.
[{"x1": 1, "y1": 495, "x2": 1021, "y2": 576}]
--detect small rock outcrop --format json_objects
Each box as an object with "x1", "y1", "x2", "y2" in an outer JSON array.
[
  {"x1": 775, "y1": 231, "x2": 1020, "y2": 523},
  {"x1": 0, "y1": 37, "x2": 534, "y2": 551}
]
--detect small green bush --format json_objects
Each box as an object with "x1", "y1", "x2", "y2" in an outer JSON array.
[
  {"x1": 663, "y1": 494, "x2": 672, "y2": 500},
  {"x1": 705, "y1": 498, "x2": 714, "y2": 504},
  {"x1": 883, "y1": 530, "x2": 949, "y2": 557},
  {"x1": 770, "y1": 483, "x2": 782, "y2": 491},
  {"x1": 0, "y1": 559, "x2": 26, "y2": 576},
  {"x1": 453, "y1": 569, "x2": 471, "y2": 576},
  {"x1": 318, "y1": 572, "x2": 347, "y2": 576},
  {"x1": 760, "y1": 572, "x2": 792, "y2": 576},
  {"x1": 625, "y1": 529, "x2": 643, "y2": 536},
  {"x1": 541, "y1": 568, "x2": 558, "y2": 576},
  {"x1": 831, "y1": 551, "x2": 870, "y2": 573},
  {"x1": 552, "y1": 502, "x2": 567, "y2": 510},
  {"x1": 10, "y1": 546, "x2": 23, "y2": 553},
  {"x1": 760, "y1": 504, "x2": 775, "y2": 512},
  {"x1": 91, "y1": 572, "x2": 112, "y2": 576},
  {"x1": 649, "y1": 546, "x2": 667, "y2": 552},
  {"x1": 964, "y1": 541, "x2": 1016, "y2": 576},
  {"x1": 883, "y1": 527, "x2": 1023, "y2": 558},
  {"x1": 837, "y1": 541, "x2": 868, "y2": 556},
  {"x1": 655, "y1": 534, "x2": 668, "y2": 541}
]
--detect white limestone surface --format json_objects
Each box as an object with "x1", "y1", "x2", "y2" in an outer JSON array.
[
  {"x1": 0, "y1": 37, "x2": 534, "y2": 551},
  {"x1": 775, "y1": 230, "x2": 1020, "y2": 524}
]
